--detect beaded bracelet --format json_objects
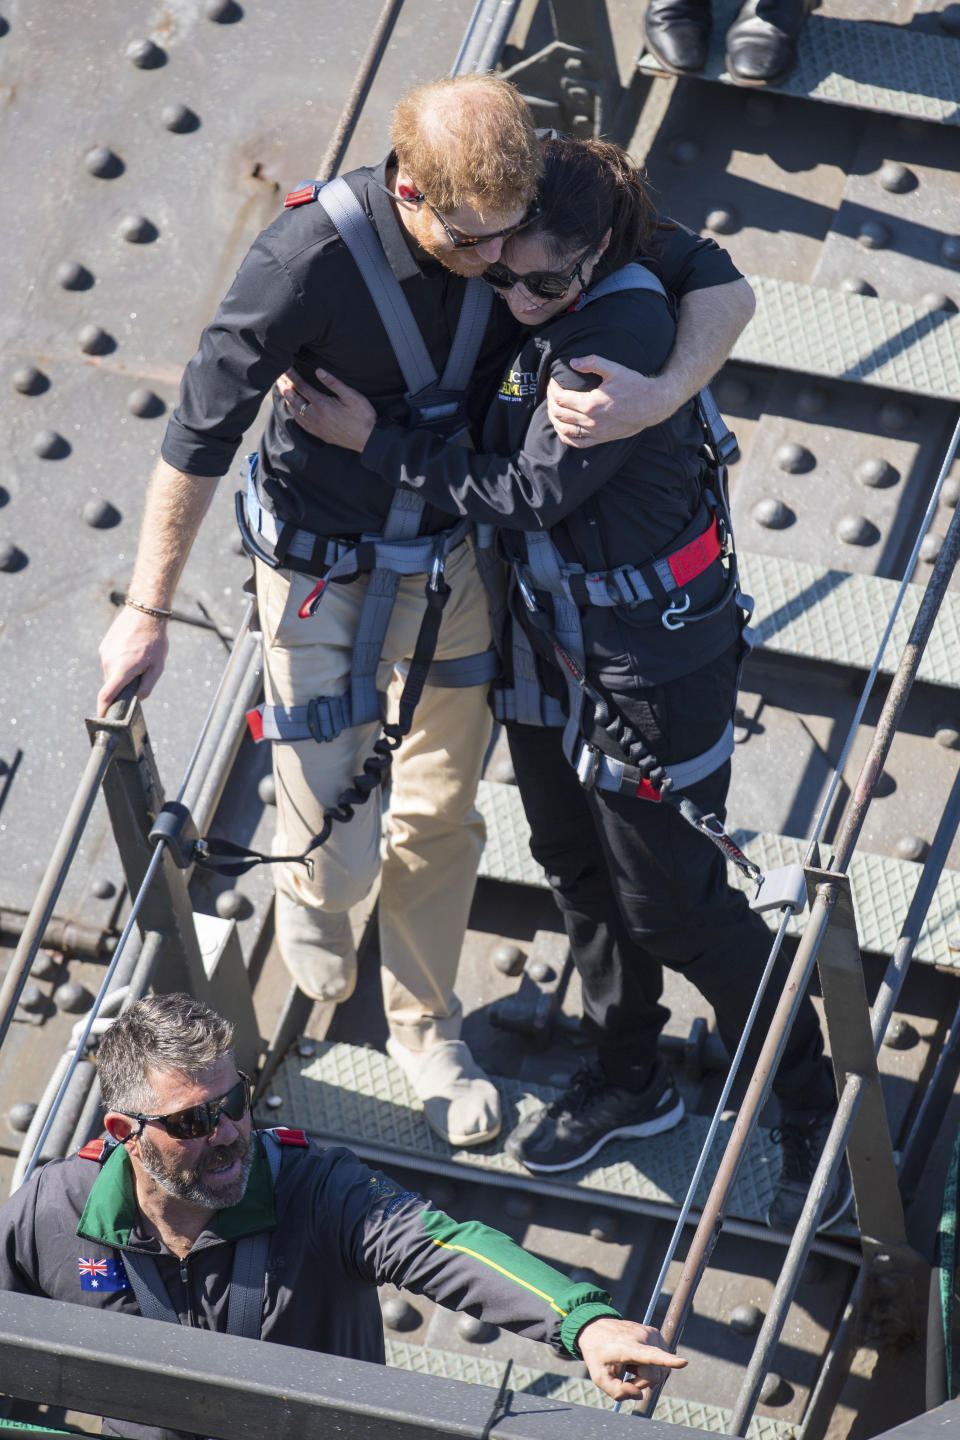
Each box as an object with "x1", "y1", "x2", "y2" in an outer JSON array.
[{"x1": 124, "y1": 596, "x2": 173, "y2": 620}]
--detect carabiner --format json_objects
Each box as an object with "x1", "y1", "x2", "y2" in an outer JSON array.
[
  {"x1": 429, "y1": 545, "x2": 446, "y2": 592},
  {"x1": 662, "y1": 592, "x2": 691, "y2": 630}
]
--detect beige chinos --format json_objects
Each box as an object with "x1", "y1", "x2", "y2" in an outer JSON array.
[{"x1": 256, "y1": 537, "x2": 493, "y2": 1050}]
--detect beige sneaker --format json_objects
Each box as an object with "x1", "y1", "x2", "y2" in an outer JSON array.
[
  {"x1": 386, "y1": 1037, "x2": 502, "y2": 1148},
  {"x1": 274, "y1": 892, "x2": 357, "y2": 1003}
]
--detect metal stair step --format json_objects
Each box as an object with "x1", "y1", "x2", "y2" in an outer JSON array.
[
  {"x1": 475, "y1": 780, "x2": 960, "y2": 970},
  {"x1": 731, "y1": 276, "x2": 960, "y2": 401},
  {"x1": 637, "y1": 0, "x2": 960, "y2": 128},
  {"x1": 385, "y1": 1338, "x2": 797, "y2": 1440},
  {"x1": 259, "y1": 1039, "x2": 782, "y2": 1225},
  {"x1": 741, "y1": 548, "x2": 960, "y2": 687}
]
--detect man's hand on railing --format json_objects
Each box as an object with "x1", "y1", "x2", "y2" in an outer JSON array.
[
  {"x1": 97, "y1": 606, "x2": 169, "y2": 717},
  {"x1": 576, "y1": 1315, "x2": 686, "y2": 1401}
]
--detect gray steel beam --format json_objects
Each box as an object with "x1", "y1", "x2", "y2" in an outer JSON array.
[{"x1": 0, "y1": 1290, "x2": 703, "y2": 1440}]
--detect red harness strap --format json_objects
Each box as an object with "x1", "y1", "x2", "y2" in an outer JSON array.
[
  {"x1": 273, "y1": 1127, "x2": 309, "y2": 1147},
  {"x1": 667, "y1": 514, "x2": 723, "y2": 587},
  {"x1": 78, "y1": 1138, "x2": 110, "y2": 1162},
  {"x1": 284, "y1": 184, "x2": 318, "y2": 209}
]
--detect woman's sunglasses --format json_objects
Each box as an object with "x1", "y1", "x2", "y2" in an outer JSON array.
[
  {"x1": 119, "y1": 1073, "x2": 251, "y2": 1140},
  {"x1": 483, "y1": 253, "x2": 590, "y2": 302},
  {"x1": 411, "y1": 191, "x2": 541, "y2": 250}
]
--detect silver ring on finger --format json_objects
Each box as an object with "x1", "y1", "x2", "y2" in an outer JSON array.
[
  {"x1": 576, "y1": 423, "x2": 583, "y2": 440},
  {"x1": 298, "y1": 400, "x2": 309, "y2": 416}
]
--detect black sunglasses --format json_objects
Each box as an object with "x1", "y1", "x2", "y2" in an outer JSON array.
[
  {"x1": 120, "y1": 1073, "x2": 251, "y2": 1140},
  {"x1": 411, "y1": 191, "x2": 541, "y2": 250},
  {"x1": 483, "y1": 251, "x2": 591, "y2": 302}
]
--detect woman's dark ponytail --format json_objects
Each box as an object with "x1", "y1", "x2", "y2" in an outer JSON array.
[{"x1": 530, "y1": 137, "x2": 658, "y2": 279}]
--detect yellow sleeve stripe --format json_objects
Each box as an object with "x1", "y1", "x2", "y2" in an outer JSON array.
[{"x1": 431, "y1": 1238, "x2": 568, "y2": 1317}]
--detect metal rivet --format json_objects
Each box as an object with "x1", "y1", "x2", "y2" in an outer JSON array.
[
  {"x1": 13, "y1": 364, "x2": 48, "y2": 395},
  {"x1": 215, "y1": 889, "x2": 251, "y2": 920},
  {"x1": 942, "y1": 477, "x2": 960, "y2": 509},
  {"x1": 457, "y1": 1314, "x2": 495, "y2": 1343},
  {"x1": 127, "y1": 387, "x2": 165, "y2": 418},
  {"x1": 921, "y1": 292, "x2": 957, "y2": 313},
  {"x1": 54, "y1": 981, "x2": 90, "y2": 1013},
  {"x1": 91, "y1": 878, "x2": 116, "y2": 899},
  {"x1": 528, "y1": 961, "x2": 554, "y2": 984},
  {"x1": 941, "y1": 237, "x2": 960, "y2": 268},
  {"x1": 797, "y1": 387, "x2": 828, "y2": 417},
  {"x1": 587, "y1": 1213, "x2": 619, "y2": 1243},
  {"x1": 935, "y1": 723, "x2": 960, "y2": 750},
  {"x1": 939, "y1": 4, "x2": 960, "y2": 35},
  {"x1": 381, "y1": 1296, "x2": 418, "y2": 1331},
  {"x1": 162, "y1": 102, "x2": 199, "y2": 133},
  {"x1": 836, "y1": 515, "x2": 879, "y2": 547},
  {"x1": 492, "y1": 943, "x2": 525, "y2": 977},
  {"x1": 759, "y1": 1372, "x2": 787, "y2": 1405},
  {"x1": 883, "y1": 1015, "x2": 919, "y2": 1049},
  {"x1": 82, "y1": 498, "x2": 121, "y2": 529},
  {"x1": 77, "y1": 324, "x2": 114, "y2": 356},
  {"x1": 265, "y1": 1093, "x2": 283, "y2": 1110},
  {"x1": 572, "y1": 114, "x2": 592, "y2": 131},
  {"x1": 744, "y1": 93, "x2": 777, "y2": 126},
  {"x1": 841, "y1": 277, "x2": 876, "y2": 296},
  {"x1": 0, "y1": 542, "x2": 25, "y2": 572},
  {"x1": 753, "y1": 498, "x2": 794, "y2": 530},
  {"x1": 920, "y1": 533, "x2": 943, "y2": 564},
  {"x1": 714, "y1": 376, "x2": 750, "y2": 408},
  {"x1": 33, "y1": 429, "x2": 70, "y2": 460},
  {"x1": 705, "y1": 207, "x2": 738, "y2": 235},
  {"x1": 730, "y1": 1302, "x2": 764, "y2": 1335},
  {"x1": 667, "y1": 137, "x2": 700, "y2": 165},
  {"x1": 119, "y1": 215, "x2": 158, "y2": 244},
  {"x1": 258, "y1": 774, "x2": 277, "y2": 805},
  {"x1": 205, "y1": 0, "x2": 243, "y2": 17},
  {"x1": 895, "y1": 836, "x2": 927, "y2": 863},
  {"x1": 126, "y1": 38, "x2": 166, "y2": 68},
  {"x1": 0, "y1": 487, "x2": 7, "y2": 508},
  {"x1": 9, "y1": 1102, "x2": 37, "y2": 1133},
  {"x1": 879, "y1": 400, "x2": 913, "y2": 431},
  {"x1": 297, "y1": 1040, "x2": 315, "y2": 1058},
  {"x1": 856, "y1": 458, "x2": 897, "y2": 489},
  {"x1": 84, "y1": 146, "x2": 123, "y2": 179},
  {"x1": 31, "y1": 950, "x2": 58, "y2": 980},
  {"x1": 0, "y1": 17, "x2": 8, "y2": 37},
  {"x1": 775, "y1": 442, "x2": 814, "y2": 474},
  {"x1": 878, "y1": 161, "x2": 916, "y2": 194},
  {"x1": 857, "y1": 220, "x2": 890, "y2": 250},
  {"x1": 504, "y1": 1193, "x2": 534, "y2": 1220},
  {"x1": 57, "y1": 261, "x2": 93, "y2": 291},
  {"x1": 18, "y1": 983, "x2": 44, "y2": 1013}
]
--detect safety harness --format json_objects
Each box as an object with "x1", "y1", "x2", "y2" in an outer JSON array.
[
  {"x1": 78, "y1": 1128, "x2": 307, "y2": 1339},
  {"x1": 192, "y1": 176, "x2": 501, "y2": 878},
  {"x1": 488, "y1": 262, "x2": 761, "y2": 886}
]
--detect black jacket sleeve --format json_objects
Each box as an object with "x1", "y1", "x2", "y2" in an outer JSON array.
[
  {"x1": 653, "y1": 220, "x2": 743, "y2": 295},
  {"x1": 360, "y1": 292, "x2": 676, "y2": 530}
]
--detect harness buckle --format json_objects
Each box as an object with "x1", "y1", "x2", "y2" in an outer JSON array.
[
  {"x1": 662, "y1": 592, "x2": 691, "y2": 630},
  {"x1": 429, "y1": 545, "x2": 446, "y2": 592},
  {"x1": 515, "y1": 572, "x2": 540, "y2": 613},
  {"x1": 575, "y1": 743, "x2": 601, "y2": 790}
]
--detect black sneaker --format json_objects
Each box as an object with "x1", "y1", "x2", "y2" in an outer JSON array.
[
  {"x1": 505, "y1": 1061, "x2": 685, "y2": 1173},
  {"x1": 766, "y1": 1111, "x2": 854, "y2": 1231}
]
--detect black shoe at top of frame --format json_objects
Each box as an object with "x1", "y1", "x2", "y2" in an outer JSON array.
[
  {"x1": 644, "y1": 0, "x2": 713, "y2": 76},
  {"x1": 505, "y1": 1060, "x2": 686, "y2": 1174},
  {"x1": 765, "y1": 1110, "x2": 854, "y2": 1232},
  {"x1": 725, "y1": 0, "x2": 814, "y2": 86}
]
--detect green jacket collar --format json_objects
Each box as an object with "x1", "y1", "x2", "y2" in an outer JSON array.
[{"x1": 77, "y1": 1136, "x2": 276, "y2": 1249}]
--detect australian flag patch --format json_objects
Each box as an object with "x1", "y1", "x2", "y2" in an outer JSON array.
[{"x1": 78, "y1": 1256, "x2": 128, "y2": 1292}]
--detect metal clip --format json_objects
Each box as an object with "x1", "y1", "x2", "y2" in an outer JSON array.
[
  {"x1": 515, "y1": 572, "x2": 539, "y2": 613},
  {"x1": 575, "y1": 743, "x2": 601, "y2": 791},
  {"x1": 662, "y1": 592, "x2": 691, "y2": 630},
  {"x1": 429, "y1": 545, "x2": 446, "y2": 591}
]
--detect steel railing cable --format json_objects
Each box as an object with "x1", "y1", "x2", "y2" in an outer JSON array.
[
  {"x1": 613, "y1": 903, "x2": 797, "y2": 1415},
  {"x1": 18, "y1": 603, "x2": 255, "y2": 1189},
  {"x1": 804, "y1": 411, "x2": 960, "y2": 865}
]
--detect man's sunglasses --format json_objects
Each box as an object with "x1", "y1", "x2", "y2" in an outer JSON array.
[
  {"x1": 483, "y1": 252, "x2": 591, "y2": 302},
  {"x1": 119, "y1": 1073, "x2": 251, "y2": 1140},
  {"x1": 411, "y1": 191, "x2": 541, "y2": 250}
]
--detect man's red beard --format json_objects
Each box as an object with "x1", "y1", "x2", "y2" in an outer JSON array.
[{"x1": 403, "y1": 206, "x2": 492, "y2": 278}]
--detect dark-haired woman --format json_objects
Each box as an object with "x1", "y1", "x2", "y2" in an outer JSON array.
[{"x1": 280, "y1": 137, "x2": 846, "y2": 1231}]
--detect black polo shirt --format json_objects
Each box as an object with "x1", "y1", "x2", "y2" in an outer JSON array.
[{"x1": 162, "y1": 154, "x2": 741, "y2": 541}]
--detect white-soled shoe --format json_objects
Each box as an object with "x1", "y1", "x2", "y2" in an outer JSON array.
[
  {"x1": 274, "y1": 892, "x2": 357, "y2": 1003},
  {"x1": 386, "y1": 1037, "x2": 502, "y2": 1148}
]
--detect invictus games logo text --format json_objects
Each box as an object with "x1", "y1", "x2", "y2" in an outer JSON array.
[{"x1": 498, "y1": 369, "x2": 538, "y2": 402}]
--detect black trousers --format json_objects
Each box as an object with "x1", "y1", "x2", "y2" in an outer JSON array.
[{"x1": 506, "y1": 645, "x2": 836, "y2": 1117}]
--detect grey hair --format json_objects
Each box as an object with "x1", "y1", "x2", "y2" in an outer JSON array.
[{"x1": 97, "y1": 993, "x2": 235, "y2": 1114}]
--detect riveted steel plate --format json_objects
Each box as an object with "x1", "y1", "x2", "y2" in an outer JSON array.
[
  {"x1": 385, "y1": 1340, "x2": 797, "y2": 1440},
  {"x1": 637, "y1": 0, "x2": 960, "y2": 126},
  {"x1": 732, "y1": 276, "x2": 960, "y2": 399},
  {"x1": 258, "y1": 1040, "x2": 782, "y2": 1222},
  {"x1": 476, "y1": 779, "x2": 960, "y2": 968},
  {"x1": 741, "y1": 550, "x2": 960, "y2": 684}
]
